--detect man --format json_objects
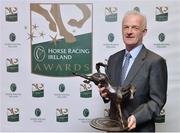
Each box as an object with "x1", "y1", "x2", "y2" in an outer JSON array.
[{"x1": 98, "y1": 10, "x2": 168, "y2": 132}]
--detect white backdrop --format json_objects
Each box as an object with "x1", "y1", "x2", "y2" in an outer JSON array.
[{"x1": 0, "y1": 0, "x2": 180, "y2": 132}]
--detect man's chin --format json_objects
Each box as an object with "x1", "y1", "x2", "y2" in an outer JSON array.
[
  {"x1": 125, "y1": 44, "x2": 137, "y2": 51},
  {"x1": 125, "y1": 42, "x2": 136, "y2": 46}
]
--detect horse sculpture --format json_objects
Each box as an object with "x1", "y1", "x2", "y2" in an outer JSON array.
[{"x1": 73, "y1": 62, "x2": 136, "y2": 131}]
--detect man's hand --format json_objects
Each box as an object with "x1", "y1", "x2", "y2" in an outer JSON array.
[{"x1": 127, "y1": 115, "x2": 136, "y2": 131}]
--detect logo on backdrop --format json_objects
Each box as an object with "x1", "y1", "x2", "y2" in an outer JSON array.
[
  {"x1": 59, "y1": 83, "x2": 65, "y2": 92},
  {"x1": 30, "y1": 108, "x2": 46, "y2": 122},
  {"x1": 6, "y1": 58, "x2": 19, "y2": 72},
  {"x1": 103, "y1": 33, "x2": 119, "y2": 48},
  {"x1": 155, "y1": 108, "x2": 166, "y2": 123},
  {"x1": 54, "y1": 83, "x2": 70, "y2": 98},
  {"x1": 9, "y1": 33, "x2": 16, "y2": 42},
  {"x1": 78, "y1": 108, "x2": 91, "y2": 123},
  {"x1": 159, "y1": 33, "x2": 165, "y2": 42},
  {"x1": 56, "y1": 108, "x2": 68, "y2": 122},
  {"x1": 105, "y1": 7, "x2": 118, "y2": 22},
  {"x1": 33, "y1": 46, "x2": 45, "y2": 62},
  {"x1": 4, "y1": 33, "x2": 21, "y2": 48},
  {"x1": 155, "y1": 6, "x2": 168, "y2": 21},
  {"x1": 133, "y1": 7, "x2": 140, "y2": 12},
  {"x1": 5, "y1": 7, "x2": 18, "y2": 22},
  {"x1": 10, "y1": 83, "x2": 17, "y2": 92},
  {"x1": 29, "y1": 3, "x2": 92, "y2": 77},
  {"x1": 7, "y1": 108, "x2": 19, "y2": 122},
  {"x1": 32, "y1": 83, "x2": 44, "y2": 97},
  {"x1": 35, "y1": 108, "x2": 41, "y2": 117},
  {"x1": 5, "y1": 83, "x2": 22, "y2": 98},
  {"x1": 154, "y1": 33, "x2": 170, "y2": 48},
  {"x1": 83, "y1": 108, "x2": 89, "y2": 117},
  {"x1": 80, "y1": 83, "x2": 92, "y2": 98},
  {"x1": 108, "y1": 33, "x2": 115, "y2": 42}
]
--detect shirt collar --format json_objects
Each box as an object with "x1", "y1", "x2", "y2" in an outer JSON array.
[{"x1": 125, "y1": 44, "x2": 143, "y2": 59}]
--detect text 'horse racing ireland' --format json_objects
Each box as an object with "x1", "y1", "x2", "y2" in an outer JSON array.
[{"x1": 73, "y1": 62, "x2": 136, "y2": 132}]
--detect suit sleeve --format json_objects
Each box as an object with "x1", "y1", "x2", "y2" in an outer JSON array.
[{"x1": 133, "y1": 57, "x2": 168, "y2": 125}]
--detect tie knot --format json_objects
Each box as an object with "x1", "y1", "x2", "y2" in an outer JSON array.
[{"x1": 125, "y1": 53, "x2": 131, "y2": 59}]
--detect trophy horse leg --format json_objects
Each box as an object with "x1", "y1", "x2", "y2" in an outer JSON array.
[{"x1": 117, "y1": 103, "x2": 125, "y2": 129}]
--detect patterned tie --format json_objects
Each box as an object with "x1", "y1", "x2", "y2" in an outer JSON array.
[{"x1": 120, "y1": 53, "x2": 132, "y2": 86}]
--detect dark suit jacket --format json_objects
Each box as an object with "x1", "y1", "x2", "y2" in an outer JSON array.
[{"x1": 106, "y1": 45, "x2": 168, "y2": 132}]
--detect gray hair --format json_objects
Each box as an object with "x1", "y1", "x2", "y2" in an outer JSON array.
[{"x1": 122, "y1": 10, "x2": 147, "y2": 30}]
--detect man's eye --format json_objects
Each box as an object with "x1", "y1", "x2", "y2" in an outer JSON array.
[
  {"x1": 123, "y1": 26, "x2": 129, "y2": 29},
  {"x1": 132, "y1": 26, "x2": 140, "y2": 30}
]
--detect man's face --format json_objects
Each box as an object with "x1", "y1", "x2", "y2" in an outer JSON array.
[{"x1": 122, "y1": 14, "x2": 147, "y2": 51}]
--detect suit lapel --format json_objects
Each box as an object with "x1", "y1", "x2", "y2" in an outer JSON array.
[{"x1": 123, "y1": 46, "x2": 147, "y2": 86}]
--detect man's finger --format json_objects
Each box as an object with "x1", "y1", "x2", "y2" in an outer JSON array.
[{"x1": 127, "y1": 115, "x2": 136, "y2": 131}]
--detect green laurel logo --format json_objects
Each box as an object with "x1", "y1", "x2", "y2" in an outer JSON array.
[
  {"x1": 9, "y1": 33, "x2": 16, "y2": 42},
  {"x1": 159, "y1": 33, "x2": 165, "y2": 42},
  {"x1": 83, "y1": 108, "x2": 89, "y2": 117},
  {"x1": 59, "y1": 83, "x2": 65, "y2": 92},
  {"x1": 35, "y1": 108, "x2": 41, "y2": 117},
  {"x1": 108, "y1": 33, "x2": 114, "y2": 42},
  {"x1": 133, "y1": 7, "x2": 140, "y2": 12},
  {"x1": 33, "y1": 46, "x2": 46, "y2": 62},
  {"x1": 10, "y1": 83, "x2": 17, "y2": 92}
]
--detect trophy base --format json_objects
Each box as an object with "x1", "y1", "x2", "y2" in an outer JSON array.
[{"x1": 90, "y1": 117, "x2": 128, "y2": 132}]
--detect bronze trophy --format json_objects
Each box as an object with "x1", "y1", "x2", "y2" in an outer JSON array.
[{"x1": 73, "y1": 62, "x2": 136, "y2": 132}]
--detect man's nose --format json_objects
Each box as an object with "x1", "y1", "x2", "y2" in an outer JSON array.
[{"x1": 127, "y1": 27, "x2": 133, "y2": 33}]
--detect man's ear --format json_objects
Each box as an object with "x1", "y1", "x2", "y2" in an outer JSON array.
[{"x1": 143, "y1": 29, "x2": 147, "y2": 35}]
